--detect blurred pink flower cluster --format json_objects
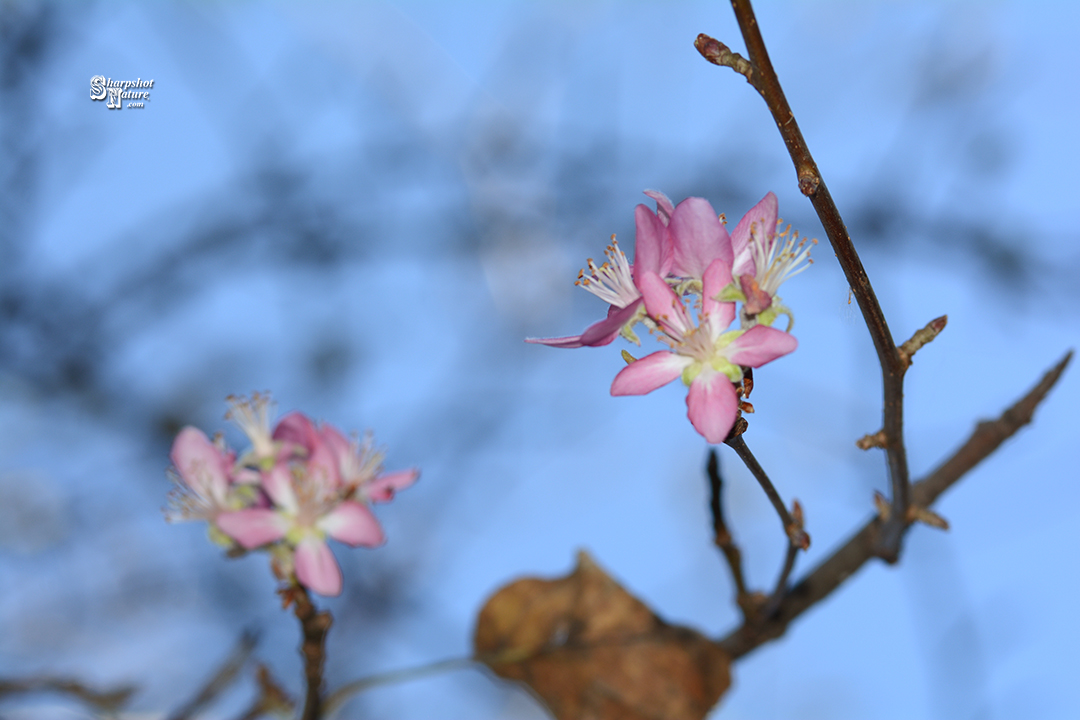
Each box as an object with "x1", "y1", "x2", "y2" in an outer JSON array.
[
  {"x1": 166, "y1": 393, "x2": 418, "y2": 596},
  {"x1": 530, "y1": 191, "x2": 814, "y2": 443}
]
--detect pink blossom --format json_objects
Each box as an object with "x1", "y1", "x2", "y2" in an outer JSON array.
[
  {"x1": 216, "y1": 412, "x2": 416, "y2": 597},
  {"x1": 611, "y1": 259, "x2": 797, "y2": 443},
  {"x1": 167, "y1": 396, "x2": 417, "y2": 597},
  {"x1": 529, "y1": 192, "x2": 734, "y2": 349},
  {"x1": 526, "y1": 190, "x2": 809, "y2": 442}
]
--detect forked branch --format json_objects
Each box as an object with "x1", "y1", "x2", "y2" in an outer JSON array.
[{"x1": 719, "y1": 351, "x2": 1072, "y2": 659}]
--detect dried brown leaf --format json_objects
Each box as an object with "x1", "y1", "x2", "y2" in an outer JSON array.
[{"x1": 474, "y1": 551, "x2": 731, "y2": 720}]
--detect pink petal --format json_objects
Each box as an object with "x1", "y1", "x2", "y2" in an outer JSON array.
[
  {"x1": 170, "y1": 427, "x2": 231, "y2": 501},
  {"x1": 526, "y1": 298, "x2": 643, "y2": 349},
  {"x1": 670, "y1": 197, "x2": 732, "y2": 280},
  {"x1": 318, "y1": 500, "x2": 385, "y2": 547},
  {"x1": 702, "y1": 258, "x2": 734, "y2": 302},
  {"x1": 730, "y1": 192, "x2": 778, "y2": 278},
  {"x1": 644, "y1": 189, "x2": 674, "y2": 226},
  {"x1": 525, "y1": 333, "x2": 587, "y2": 348},
  {"x1": 633, "y1": 204, "x2": 669, "y2": 280},
  {"x1": 580, "y1": 299, "x2": 643, "y2": 345},
  {"x1": 638, "y1": 271, "x2": 691, "y2": 336},
  {"x1": 308, "y1": 425, "x2": 352, "y2": 492},
  {"x1": 216, "y1": 508, "x2": 289, "y2": 549},
  {"x1": 306, "y1": 432, "x2": 342, "y2": 490},
  {"x1": 686, "y1": 370, "x2": 740, "y2": 444},
  {"x1": 726, "y1": 325, "x2": 798, "y2": 367},
  {"x1": 295, "y1": 537, "x2": 343, "y2": 597},
  {"x1": 701, "y1": 259, "x2": 736, "y2": 334},
  {"x1": 366, "y1": 468, "x2": 420, "y2": 503},
  {"x1": 261, "y1": 463, "x2": 299, "y2": 513},
  {"x1": 610, "y1": 351, "x2": 689, "y2": 396},
  {"x1": 272, "y1": 412, "x2": 319, "y2": 454},
  {"x1": 319, "y1": 423, "x2": 351, "y2": 462}
]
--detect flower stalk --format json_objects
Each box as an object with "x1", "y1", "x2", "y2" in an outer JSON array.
[{"x1": 287, "y1": 586, "x2": 332, "y2": 720}]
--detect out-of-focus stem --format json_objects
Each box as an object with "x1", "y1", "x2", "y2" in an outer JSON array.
[
  {"x1": 291, "y1": 586, "x2": 332, "y2": 720},
  {"x1": 706, "y1": 449, "x2": 753, "y2": 616}
]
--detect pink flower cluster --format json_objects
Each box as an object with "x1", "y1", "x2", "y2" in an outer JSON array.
[
  {"x1": 166, "y1": 394, "x2": 418, "y2": 596},
  {"x1": 529, "y1": 191, "x2": 814, "y2": 443}
]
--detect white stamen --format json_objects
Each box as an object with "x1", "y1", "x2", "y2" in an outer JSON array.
[
  {"x1": 225, "y1": 392, "x2": 277, "y2": 462},
  {"x1": 340, "y1": 432, "x2": 385, "y2": 495},
  {"x1": 574, "y1": 237, "x2": 640, "y2": 308},
  {"x1": 750, "y1": 220, "x2": 816, "y2": 297}
]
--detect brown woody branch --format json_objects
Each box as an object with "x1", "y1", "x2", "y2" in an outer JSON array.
[
  {"x1": 718, "y1": 351, "x2": 1072, "y2": 659},
  {"x1": 699, "y1": 0, "x2": 913, "y2": 558},
  {"x1": 285, "y1": 585, "x2": 333, "y2": 720}
]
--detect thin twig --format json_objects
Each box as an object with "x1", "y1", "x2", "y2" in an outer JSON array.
[
  {"x1": 167, "y1": 630, "x2": 258, "y2": 720},
  {"x1": 706, "y1": 449, "x2": 751, "y2": 606},
  {"x1": 287, "y1": 586, "x2": 333, "y2": 720},
  {"x1": 324, "y1": 657, "x2": 475, "y2": 718},
  {"x1": 706, "y1": 0, "x2": 912, "y2": 558},
  {"x1": 724, "y1": 435, "x2": 809, "y2": 549},
  {"x1": 229, "y1": 665, "x2": 294, "y2": 720},
  {"x1": 718, "y1": 351, "x2": 1072, "y2": 659},
  {"x1": 0, "y1": 677, "x2": 136, "y2": 714}
]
